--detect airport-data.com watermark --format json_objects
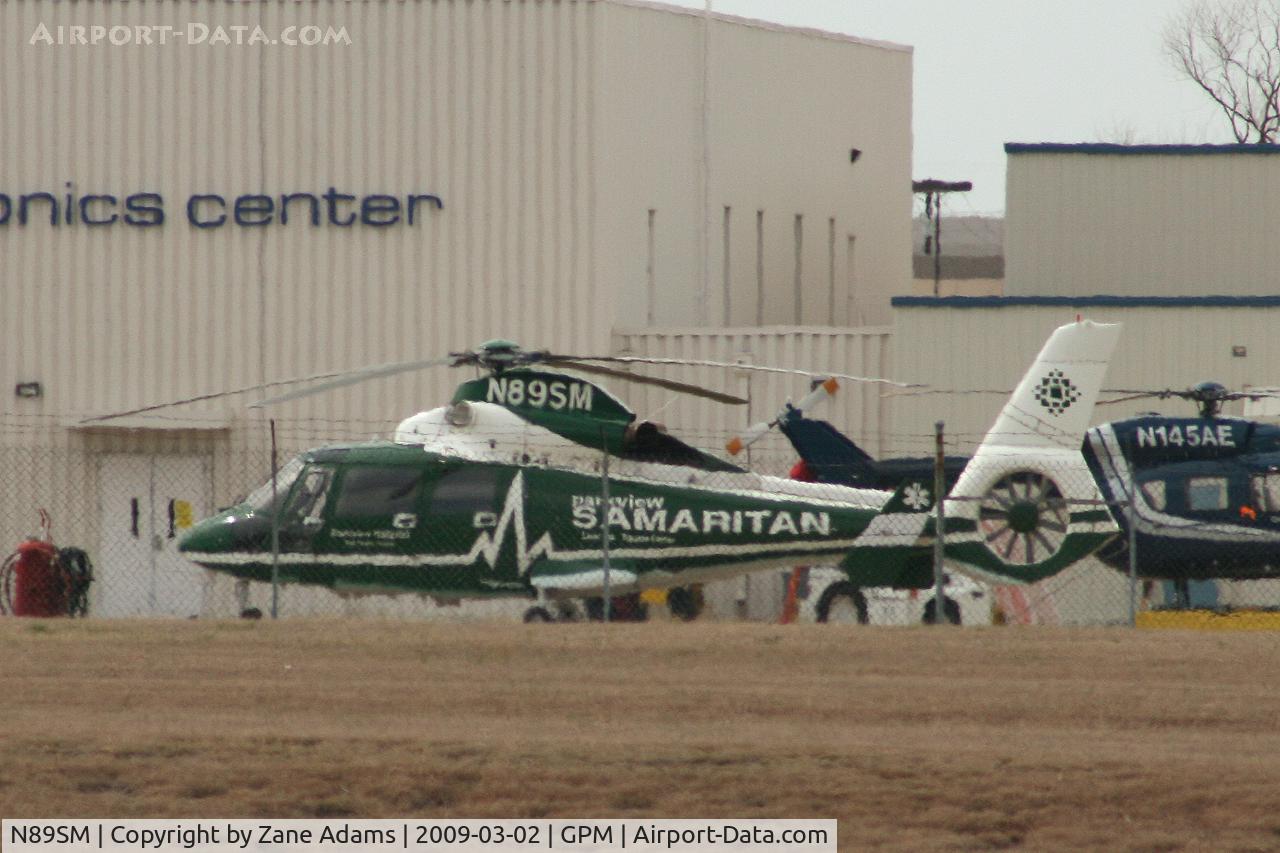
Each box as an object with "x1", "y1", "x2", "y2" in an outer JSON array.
[{"x1": 30, "y1": 22, "x2": 352, "y2": 47}]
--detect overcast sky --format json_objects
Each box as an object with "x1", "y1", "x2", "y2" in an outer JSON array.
[{"x1": 667, "y1": 0, "x2": 1230, "y2": 214}]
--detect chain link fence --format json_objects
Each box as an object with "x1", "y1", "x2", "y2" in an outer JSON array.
[{"x1": 2, "y1": 421, "x2": 1279, "y2": 629}]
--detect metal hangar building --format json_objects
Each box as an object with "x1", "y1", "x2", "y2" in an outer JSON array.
[
  {"x1": 891, "y1": 143, "x2": 1280, "y2": 618},
  {"x1": 892, "y1": 143, "x2": 1280, "y2": 453},
  {"x1": 0, "y1": 0, "x2": 915, "y2": 617}
]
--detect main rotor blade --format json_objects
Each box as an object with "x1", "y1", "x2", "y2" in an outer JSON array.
[
  {"x1": 250, "y1": 356, "x2": 457, "y2": 407},
  {"x1": 542, "y1": 359, "x2": 747, "y2": 405},
  {"x1": 1097, "y1": 393, "x2": 1156, "y2": 407},
  {"x1": 77, "y1": 368, "x2": 351, "y2": 424},
  {"x1": 726, "y1": 376, "x2": 840, "y2": 455},
  {"x1": 565, "y1": 355, "x2": 922, "y2": 388},
  {"x1": 726, "y1": 420, "x2": 773, "y2": 456}
]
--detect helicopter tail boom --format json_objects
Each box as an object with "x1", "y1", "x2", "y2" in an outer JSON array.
[
  {"x1": 841, "y1": 320, "x2": 1122, "y2": 586},
  {"x1": 941, "y1": 319, "x2": 1122, "y2": 584}
]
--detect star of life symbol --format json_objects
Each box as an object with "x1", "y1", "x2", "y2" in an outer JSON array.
[
  {"x1": 1033, "y1": 369, "x2": 1080, "y2": 416},
  {"x1": 903, "y1": 482, "x2": 931, "y2": 511}
]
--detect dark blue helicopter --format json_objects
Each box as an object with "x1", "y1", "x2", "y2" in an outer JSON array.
[
  {"x1": 1083, "y1": 382, "x2": 1280, "y2": 594},
  {"x1": 761, "y1": 381, "x2": 1280, "y2": 606}
]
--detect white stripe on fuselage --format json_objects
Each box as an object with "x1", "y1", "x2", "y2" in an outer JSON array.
[{"x1": 189, "y1": 472, "x2": 865, "y2": 578}]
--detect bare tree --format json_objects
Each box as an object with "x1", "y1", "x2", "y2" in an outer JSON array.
[{"x1": 1166, "y1": 0, "x2": 1280, "y2": 142}]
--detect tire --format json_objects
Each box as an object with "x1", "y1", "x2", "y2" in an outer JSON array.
[
  {"x1": 584, "y1": 595, "x2": 648, "y2": 622},
  {"x1": 815, "y1": 582, "x2": 869, "y2": 624},
  {"x1": 666, "y1": 586, "x2": 704, "y2": 621},
  {"x1": 523, "y1": 606, "x2": 555, "y2": 623},
  {"x1": 922, "y1": 595, "x2": 962, "y2": 625}
]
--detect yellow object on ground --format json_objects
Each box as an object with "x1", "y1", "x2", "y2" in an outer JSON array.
[{"x1": 1138, "y1": 609, "x2": 1280, "y2": 631}]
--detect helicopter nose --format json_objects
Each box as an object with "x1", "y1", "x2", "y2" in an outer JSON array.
[
  {"x1": 177, "y1": 513, "x2": 235, "y2": 555},
  {"x1": 179, "y1": 509, "x2": 268, "y2": 556}
]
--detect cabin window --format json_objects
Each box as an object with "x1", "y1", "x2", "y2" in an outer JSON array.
[
  {"x1": 333, "y1": 467, "x2": 423, "y2": 519},
  {"x1": 1251, "y1": 473, "x2": 1280, "y2": 511},
  {"x1": 283, "y1": 466, "x2": 334, "y2": 524},
  {"x1": 428, "y1": 466, "x2": 501, "y2": 515},
  {"x1": 1186, "y1": 476, "x2": 1228, "y2": 512},
  {"x1": 1139, "y1": 480, "x2": 1166, "y2": 512}
]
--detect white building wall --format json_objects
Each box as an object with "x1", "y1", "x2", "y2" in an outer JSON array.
[
  {"x1": 1005, "y1": 145, "x2": 1280, "y2": 298},
  {"x1": 890, "y1": 302, "x2": 1280, "y2": 456},
  {"x1": 0, "y1": 0, "x2": 913, "y2": 617},
  {"x1": 596, "y1": 2, "x2": 912, "y2": 330},
  {"x1": 2, "y1": 0, "x2": 910, "y2": 443},
  {"x1": 611, "y1": 325, "x2": 894, "y2": 474}
]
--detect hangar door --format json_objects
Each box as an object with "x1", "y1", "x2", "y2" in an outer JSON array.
[{"x1": 96, "y1": 454, "x2": 211, "y2": 617}]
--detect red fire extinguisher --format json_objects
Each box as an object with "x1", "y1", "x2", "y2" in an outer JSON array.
[
  {"x1": 1, "y1": 511, "x2": 92, "y2": 618},
  {"x1": 11, "y1": 538, "x2": 68, "y2": 617}
]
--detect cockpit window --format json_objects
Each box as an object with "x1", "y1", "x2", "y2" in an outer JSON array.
[
  {"x1": 284, "y1": 466, "x2": 335, "y2": 524},
  {"x1": 1251, "y1": 473, "x2": 1280, "y2": 512},
  {"x1": 245, "y1": 456, "x2": 305, "y2": 512},
  {"x1": 1139, "y1": 479, "x2": 1167, "y2": 512},
  {"x1": 1187, "y1": 476, "x2": 1228, "y2": 512},
  {"x1": 334, "y1": 466, "x2": 423, "y2": 519}
]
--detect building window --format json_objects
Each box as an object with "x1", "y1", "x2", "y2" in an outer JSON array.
[
  {"x1": 722, "y1": 205, "x2": 732, "y2": 325},
  {"x1": 827, "y1": 217, "x2": 836, "y2": 321},
  {"x1": 794, "y1": 213, "x2": 804, "y2": 323},
  {"x1": 847, "y1": 234, "x2": 859, "y2": 325},
  {"x1": 646, "y1": 208, "x2": 657, "y2": 326},
  {"x1": 755, "y1": 210, "x2": 765, "y2": 325}
]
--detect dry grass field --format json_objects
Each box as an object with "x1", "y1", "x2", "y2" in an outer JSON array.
[{"x1": 3, "y1": 619, "x2": 1280, "y2": 851}]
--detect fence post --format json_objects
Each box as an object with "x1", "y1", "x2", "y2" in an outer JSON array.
[
  {"x1": 600, "y1": 432, "x2": 612, "y2": 623},
  {"x1": 931, "y1": 420, "x2": 946, "y2": 623},
  {"x1": 270, "y1": 419, "x2": 280, "y2": 620},
  {"x1": 1127, "y1": 471, "x2": 1138, "y2": 628}
]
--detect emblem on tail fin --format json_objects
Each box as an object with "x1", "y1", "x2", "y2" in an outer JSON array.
[
  {"x1": 902, "y1": 483, "x2": 932, "y2": 511},
  {"x1": 1033, "y1": 370, "x2": 1081, "y2": 416}
]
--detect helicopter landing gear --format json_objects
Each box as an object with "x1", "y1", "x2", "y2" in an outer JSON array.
[
  {"x1": 666, "y1": 585, "x2": 705, "y2": 621},
  {"x1": 922, "y1": 595, "x2": 962, "y2": 625},
  {"x1": 523, "y1": 598, "x2": 585, "y2": 623},
  {"x1": 815, "y1": 582, "x2": 869, "y2": 624},
  {"x1": 522, "y1": 606, "x2": 555, "y2": 623},
  {"x1": 585, "y1": 593, "x2": 649, "y2": 622},
  {"x1": 1172, "y1": 578, "x2": 1193, "y2": 609}
]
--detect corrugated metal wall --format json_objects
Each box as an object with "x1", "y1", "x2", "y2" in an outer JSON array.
[
  {"x1": 1, "y1": 0, "x2": 911, "y2": 444},
  {"x1": 597, "y1": 2, "x2": 913, "y2": 330},
  {"x1": 1006, "y1": 148, "x2": 1280, "y2": 298},
  {"x1": 0, "y1": 0, "x2": 913, "y2": 615},
  {"x1": 1, "y1": 0, "x2": 601, "y2": 440},
  {"x1": 611, "y1": 325, "x2": 893, "y2": 474},
  {"x1": 892, "y1": 304, "x2": 1280, "y2": 456}
]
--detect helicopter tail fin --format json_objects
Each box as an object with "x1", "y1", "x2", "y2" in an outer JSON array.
[
  {"x1": 941, "y1": 319, "x2": 1122, "y2": 584},
  {"x1": 778, "y1": 417, "x2": 880, "y2": 486}
]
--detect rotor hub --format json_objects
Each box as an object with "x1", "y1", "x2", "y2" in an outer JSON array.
[{"x1": 1006, "y1": 502, "x2": 1041, "y2": 534}]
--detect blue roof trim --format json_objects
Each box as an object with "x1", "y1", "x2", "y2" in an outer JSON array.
[
  {"x1": 1005, "y1": 142, "x2": 1280, "y2": 155},
  {"x1": 892, "y1": 295, "x2": 1280, "y2": 308}
]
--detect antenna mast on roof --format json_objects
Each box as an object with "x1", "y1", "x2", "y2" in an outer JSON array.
[{"x1": 913, "y1": 179, "x2": 973, "y2": 297}]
